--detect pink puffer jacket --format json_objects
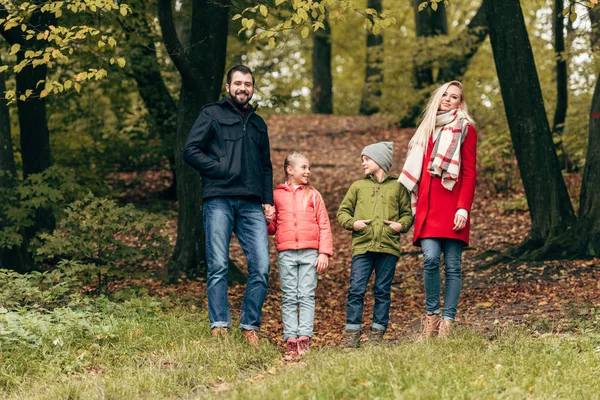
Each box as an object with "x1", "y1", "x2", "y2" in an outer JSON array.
[{"x1": 268, "y1": 183, "x2": 333, "y2": 256}]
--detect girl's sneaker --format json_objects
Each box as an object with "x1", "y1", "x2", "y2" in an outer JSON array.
[
  {"x1": 297, "y1": 336, "x2": 310, "y2": 355},
  {"x1": 284, "y1": 338, "x2": 298, "y2": 358}
]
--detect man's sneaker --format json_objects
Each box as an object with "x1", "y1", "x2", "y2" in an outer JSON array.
[
  {"x1": 369, "y1": 328, "x2": 385, "y2": 344},
  {"x1": 421, "y1": 314, "x2": 441, "y2": 339},
  {"x1": 211, "y1": 327, "x2": 228, "y2": 337},
  {"x1": 284, "y1": 338, "x2": 298, "y2": 358},
  {"x1": 344, "y1": 329, "x2": 361, "y2": 349},
  {"x1": 242, "y1": 329, "x2": 259, "y2": 346},
  {"x1": 438, "y1": 319, "x2": 453, "y2": 337},
  {"x1": 297, "y1": 336, "x2": 310, "y2": 355}
]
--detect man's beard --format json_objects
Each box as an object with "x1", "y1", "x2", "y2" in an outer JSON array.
[{"x1": 229, "y1": 89, "x2": 252, "y2": 106}]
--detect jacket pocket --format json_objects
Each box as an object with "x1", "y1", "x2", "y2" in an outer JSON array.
[
  {"x1": 218, "y1": 117, "x2": 243, "y2": 141},
  {"x1": 248, "y1": 118, "x2": 267, "y2": 147}
]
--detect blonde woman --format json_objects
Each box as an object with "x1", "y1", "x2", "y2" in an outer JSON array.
[{"x1": 399, "y1": 81, "x2": 477, "y2": 337}]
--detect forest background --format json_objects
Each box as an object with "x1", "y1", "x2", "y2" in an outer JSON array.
[{"x1": 0, "y1": 0, "x2": 599, "y2": 398}]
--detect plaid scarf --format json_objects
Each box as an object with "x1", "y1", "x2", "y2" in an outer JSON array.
[{"x1": 399, "y1": 109, "x2": 470, "y2": 214}]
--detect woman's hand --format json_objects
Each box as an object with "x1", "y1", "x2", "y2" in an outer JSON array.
[
  {"x1": 453, "y1": 212, "x2": 467, "y2": 231},
  {"x1": 314, "y1": 254, "x2": 329, "y2": 273},
  {"x1": 353, "y1": 220, "x2": 371, "y2": 231},
  {"x1": 384, "y1": 220, "x2": 403, "y2": 232}
]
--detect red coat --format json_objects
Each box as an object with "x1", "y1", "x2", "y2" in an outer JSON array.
[
  {"x1": 413, "y1": 125, "x2": 477, "y2": 246},
  {"x1": 268, "y1": 184, "x2": 334, "y2": 256}
]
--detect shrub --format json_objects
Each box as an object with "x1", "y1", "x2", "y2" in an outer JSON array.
[{"x1": 36, "y1": 193, "x2": 172, "y2": 293}]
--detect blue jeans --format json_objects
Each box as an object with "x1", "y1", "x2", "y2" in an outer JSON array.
[
  {"x1": 278, "y1": 249, "x2": 318, "y2": 341},
  {"x1": 421, "y1": 238, "x2": 463, "y2": 321},
  {"x1": 203, "y1": 197, "x2": 270, "y2": 331},
  {"x1": 346, "y1": 252, "x2": 398, "y2": 332}
]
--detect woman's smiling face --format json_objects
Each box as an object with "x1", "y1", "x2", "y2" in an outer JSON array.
[{"x1": 438, "y1": 84, "x2": 463, "y2": 112}]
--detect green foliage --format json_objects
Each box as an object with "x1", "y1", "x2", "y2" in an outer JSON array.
[
  {"x1": 0, "y1": 0, "x2": 130, "y2": 103},
  {"x1": 36, "y1": 193, "x2": 171, "y2": 291},
  {"x1": 0, "y1": 166, "x2": 82, "y2": 250},
  {"x1": 0, "y1": 268, "x2": 81, "y2": 311},
  {"x1": 478, "y1": 130, "x2": 520, "y2": 194}
]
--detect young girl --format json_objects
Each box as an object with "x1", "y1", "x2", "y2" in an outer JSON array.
[
  {"x1": 268, "y1": 152, "x2": 333, "y2": 356},
  {"x1": 399, "y1": 80, "x2": 477, "y2": 338}
]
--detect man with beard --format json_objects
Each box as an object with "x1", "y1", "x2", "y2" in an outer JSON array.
[{"x1": 183, "y1": 65, "x2": 274, "y2": 345}]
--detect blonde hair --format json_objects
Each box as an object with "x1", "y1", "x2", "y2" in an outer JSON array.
[
  {"x1": 283, "y1": 152, "x2": 317, "y2": 209},
  {"x1": 408, "y1": 81, "x2": 475, "y2": 150}
]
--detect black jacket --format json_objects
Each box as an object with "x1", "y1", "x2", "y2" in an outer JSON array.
[{"x1": 183, "y1": 97, "x2": 273, "y2": 204}]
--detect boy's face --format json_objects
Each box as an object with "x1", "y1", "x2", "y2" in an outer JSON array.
[{"x1": 361, "y1": 155, "x2": 382, "y2": 176}]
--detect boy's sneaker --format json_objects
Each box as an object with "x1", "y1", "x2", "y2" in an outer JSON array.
[
  {"x1": 369, "y1": 328, "x2": 385, "y2": 344},
  {"x1": 421, "y1": 314, "x2": 441, "y2": 339},
  {"x1": 297, "y1": 336, "x2": 310, "y2": 355},
  {"x1": 211, "y1": 327, "x2": 228, "y2": 337},
  {"x1": 438, "y1": 319, "x2": 453, "y2": 337},
  {"x1": 344, "y1": 329, "x2": 361, "y2": 349},
  {"x1": 284, "y1": 338, "x2": 298, "y2": 358}
]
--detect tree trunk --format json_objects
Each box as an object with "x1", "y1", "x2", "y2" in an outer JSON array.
[
  {"x1": 311, "y1": 17, "x2": 333, "y2": 114},
  {"x1": 124, "y1": 0, "x2": 178, "y2": 199},
  {"x1": 484, "y1": 0, "x2": 576, "y2": 252},
  {"x1": 412, "y1": 0, "x2": 448, "y2": 88},
  {"x1": 0, "y1": 57, "x2": 32, "y2": 273},
  {"x1": 437, "y1": 3, "x2": 488, "y2": 82},
  {"x1": 401, "y1": 0, "x2": 449, "y2": 127},
  {"x1": 1, "y1": 5, "x2": 56, "y2": 238},
  {"x1": 402, "y1": 2, "x2": 488, "y2": 127},
  {"x1": 552, "y1": 0, "x2": 567, "y2": 134},
  {"x1": 359, "y1": 0, "x2": 383, "y2": 115},
  {"x1": 574, "y1": 72, "x2": 600, "y2": 256},
  {"x1": 551, "y1": 0, "x2": 571, "y2": 171},
  {"x1": 159, "y1": 0, "x2": 245, "y2": 281}
]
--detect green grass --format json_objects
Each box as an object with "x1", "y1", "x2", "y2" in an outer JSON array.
[
  {"x1": 219, "y1": 328, "x2": 600, "y2": 399},
  {"x1": 2, "y1": 304, "x2": 600, "y2": 399},
  {"x1": 0, "y1": 302, "x2": 279, "y2": 399}
]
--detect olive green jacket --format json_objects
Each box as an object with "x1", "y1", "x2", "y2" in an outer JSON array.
[{"x1": 337, "y1": 174, "x2": 414, "y2": 258}]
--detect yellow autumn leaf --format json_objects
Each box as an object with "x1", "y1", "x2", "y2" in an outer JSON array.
[
  {"x1": 259, "y1": 5, "x2": 268, "y2": 17},
  {"x1": 10, "y1": 43, "x2": 21, "y2": 55},
  {"x1": 301, "y1": 26, "x2": 309, "y2": 38}
]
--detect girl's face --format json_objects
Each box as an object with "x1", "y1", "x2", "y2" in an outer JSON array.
[
  {"x1": 287, "y1": 157, "x2": 311, "y2": 186},
  {"x1": 438, "y1": 84, "x2": 463, "y2": 112}
]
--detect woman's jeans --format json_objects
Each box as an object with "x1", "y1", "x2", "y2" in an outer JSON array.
[
  {"x1": 203, "y1": 197, "x2": 270, "y2": 331},
  {"x1": 421, "y1": 238, "x2": 463, "y2": 321},
  {"x1": 278, "y1": 249, "x2": 318, "y2": 341},
  {"x1": 346, "y1": 252, "x2": 398, "y2": 332}
]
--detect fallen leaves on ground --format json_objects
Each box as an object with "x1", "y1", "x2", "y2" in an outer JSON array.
[{"x1": 116, "y1": 114, "x2": 600, "y2": 351}]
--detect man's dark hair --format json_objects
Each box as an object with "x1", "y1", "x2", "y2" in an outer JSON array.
[{"x1": 226, "y1": 65, "x2": 255, "y2": 86}]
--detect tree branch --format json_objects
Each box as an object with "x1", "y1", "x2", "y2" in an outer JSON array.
[{"x1": 157, "y1": 0, "x2": 195, "y2": 84}]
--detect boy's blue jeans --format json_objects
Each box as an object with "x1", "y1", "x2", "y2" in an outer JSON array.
[
  {"x1": 346, "y1": 252, "x2": 398, "y2": 332},
  {"x1": 203, "y1": 197, "x2": 270, "y2": 331},
  {"x1": 278, "y1": 249, "x2": 318, "y2": 341},
  {"x1": 421, "y1": 238, "x2": 463, "y2": 321}
]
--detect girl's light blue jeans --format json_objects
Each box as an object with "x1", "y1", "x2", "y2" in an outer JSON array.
[
  {"x1": 278, "y1": 249, "x2": 319, "y2": 341},
  {"x1": 421, "y1": 238, "x2": 464, "y2": 321}
]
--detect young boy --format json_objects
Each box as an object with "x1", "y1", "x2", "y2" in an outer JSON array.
[{"x1": 337, "y1": 141, "x2": 413, "y2": 348}]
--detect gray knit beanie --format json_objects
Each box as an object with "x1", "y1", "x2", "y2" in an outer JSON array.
[{"x1": 361, "y1": 141, "x2": 394, "y2": 173}]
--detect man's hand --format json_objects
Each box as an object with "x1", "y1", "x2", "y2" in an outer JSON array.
[
  {"x1": 263, "y1": 204, "x2": 275, "y2": 224},
  {"x1": 384, "y1": 220, "x2": 403, "y2": 233},
  {"x1": 353, "y1": 220, "x2": 372, "y2": 231}
]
